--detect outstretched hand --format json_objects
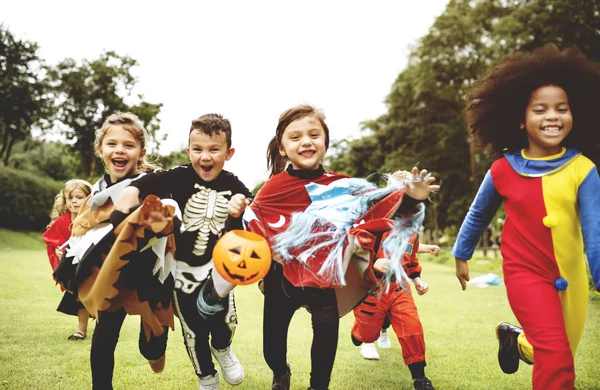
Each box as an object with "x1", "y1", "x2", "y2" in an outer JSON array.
[{"x1": 401, "y1": 167, "x2": 440, "y2": 201}]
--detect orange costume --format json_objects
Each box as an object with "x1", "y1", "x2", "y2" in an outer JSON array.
[{"x1": 352, "y1": 233, "x2": 426, "y2": 366}]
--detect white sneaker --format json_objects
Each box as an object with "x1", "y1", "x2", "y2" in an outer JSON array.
[
  {"x1": 211, "y1": 345, "x2": 244, "y2": 385},
  {"x1": 360, "y1": 343, "x2": 380, "y2": 360},
  {"x1": 377, "y1": 330, "x2": 391, "y2": 349},
  {"x1": 199, "y1": 371, "x2": 220, "y2": 390}
]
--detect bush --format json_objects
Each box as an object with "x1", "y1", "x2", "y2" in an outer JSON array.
[{"x1": 0, "y1": 166, "x2": 62, "y2": 231}]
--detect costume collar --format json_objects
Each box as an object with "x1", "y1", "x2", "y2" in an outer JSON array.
[
  {"x1": 286, "y1": 164, "x2": 325, "y2": 179},
  {"x1": 504, "y1": 147, "x2": 581, "y2": 177}
]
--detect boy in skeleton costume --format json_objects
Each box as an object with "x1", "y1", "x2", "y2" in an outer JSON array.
[{"x1": 118, "y1": 114, "x2": 252, "y2": 389}]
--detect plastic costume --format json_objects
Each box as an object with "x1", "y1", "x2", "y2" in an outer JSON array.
[
  {"x1": 453, "y1": 148, "x2": 600, "y2": 389},
  {"x1": 352, "y1": 232, "x2": 427, "y2": 366}
]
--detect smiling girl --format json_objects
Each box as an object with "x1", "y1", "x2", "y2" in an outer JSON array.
[
  {"x1": 43, "y1": 179, "x2": 92, "y2": 340},
  {"x1": 453, "y1": 46, "x2": 600, "y2": 389},
  {"x1": 237, "y1": 104, "x2": 438, "y2": 390},
  {"x1": 54, "y1": 112, "x2": 175, "y2": 389}
]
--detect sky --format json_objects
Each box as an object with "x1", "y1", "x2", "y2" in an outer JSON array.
[{"x1": 3, "y1": 0, "x2": 449, "y2": 188}]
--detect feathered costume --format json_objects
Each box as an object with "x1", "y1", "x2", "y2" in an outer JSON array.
[
  {"x1": 453, "y1": 148, "x2": 600, "y2": 389},
  {"x1": 243, "y1": 168, "x2": 425, "y2": 316},
  {"x1": 54, "y1": 174, "x2": 179, "y2": 340}
]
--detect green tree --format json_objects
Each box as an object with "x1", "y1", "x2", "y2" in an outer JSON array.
[
  {"x1": 7, "y1": 138, "x2": 81, "y2": 182},
  {"x1": 327, "y1": 0, "x2": 600, "y2": 234},
  {"x1": 47, "y1": 51, "x2": 163, "y2": 178},
  {"x1": 0, "y1": 24, "x2": 52, "y2": 165}
]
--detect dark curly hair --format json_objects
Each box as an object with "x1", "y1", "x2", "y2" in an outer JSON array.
[{"x1": 464, "y1": 45, "x2": 600, "y2": 160}]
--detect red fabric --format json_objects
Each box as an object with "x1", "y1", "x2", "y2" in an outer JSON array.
[
  {"x1": 42, "y1": 213, "x2": 72, "y2": 288},
  {"x1": 352, "y1": 281, "x2": 425, "y2": 365},
  {"x1": 491, "y1": 159, "x2": 574, "y2": 389},
  {"x1": 248, "y1": 170, "x2": 406, "y2": 288},
  {"x1": 247, "y1": 170, "x2": 346, "y2": 288}
]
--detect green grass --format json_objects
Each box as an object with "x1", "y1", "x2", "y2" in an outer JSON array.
[{"x1": 0, "y1": 239, "x2": 599, "y2": 389}]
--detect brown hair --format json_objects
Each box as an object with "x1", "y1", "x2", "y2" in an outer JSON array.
[
  {"x1": 189, "y1": 113, "x2": 232, "y2": 148},
  {"x1": 267, "y1": 104, "x2": 330, "y2": 177},
  {"x1": 94, "y1": 112, "x2": 159, "y2": 172},
  {"x1": 48, "y1": 179, "x2": 93, "y2": 225}
]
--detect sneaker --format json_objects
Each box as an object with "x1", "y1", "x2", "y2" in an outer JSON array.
[
  {"x1": 272, "y1": 364, "x2": 291, "y2": 390},
  {"x1": 199, "y1": 371, "x2": 220, "y2": 390},
  {"x1": 377, "y1": 330, "x2": 391, "y2": 349},
  {"x1": 211, "y1": 345, "x2": 244, "y2": 385},
  {"x1": 413, "y1": 376, "x2": 435, "y2": 390},
  {"x1": 360, "y1": 343, "x2": 380, "y2": 360},
  {"x1": 148, "y1": 353, "x2": 166, "y2": 373},
  {"x1": 496, "y1": 322, "x2": 523, "y2": 374}
]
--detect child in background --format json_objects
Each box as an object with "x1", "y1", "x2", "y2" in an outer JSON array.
[
  {"x1": 238, "y1": 105, "x2": 439, "y2": 390},
  {"x1": 117, "y1": 113, "x2": 251, "y2": 390},
  {"x1": 453, "y1": 46, "x2": 600, "y2": 389},
  {"x1": 43, "y1": 179, "x2": 92, "y2": 340},
  {"x1": 353, "y1": 228, "x2": 438, "y2": 390},
  {"x1": 54, "y1": 112, "x2": 174, "y2": 389}
]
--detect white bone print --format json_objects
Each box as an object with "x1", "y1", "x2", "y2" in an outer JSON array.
[{"x1": 183, "y1": 184, "x2": 231, "y2": 256}]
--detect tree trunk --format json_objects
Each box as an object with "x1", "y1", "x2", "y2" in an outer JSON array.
[
  {"x1": 3, "y1": 136, "x2": 15, "y2": 165},
  {"x1": 0, "y1": 130, "x2": 9, "y2": 163}
]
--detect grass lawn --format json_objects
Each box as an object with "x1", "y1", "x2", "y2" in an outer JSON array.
[{"x1": 0, "y1": 231, "x2": 599, "y2": 389}]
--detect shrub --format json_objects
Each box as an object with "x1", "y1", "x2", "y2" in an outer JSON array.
[{"x1": 0, "y1": 166, "x2": 62, "y2": 231}]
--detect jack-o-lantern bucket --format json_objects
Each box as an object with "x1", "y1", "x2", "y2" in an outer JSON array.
[{"x1": 212, "y1": 230, "x2": 272, "y2": 285}]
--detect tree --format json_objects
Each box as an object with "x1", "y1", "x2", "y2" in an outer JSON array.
[
  {"x1": 327, "y1": 0, "x2": 600, "y2": 234},
  {"x1": 0, "y1": 24, "x2": 52, "y2": 165},
  {"x1": 47, "y1": 51, "x2": 163, "y2": 178}
]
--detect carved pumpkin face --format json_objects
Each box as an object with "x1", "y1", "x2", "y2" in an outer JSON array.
[{"x1": 212, "y1": 230, "x2": 272, "y2": 285}]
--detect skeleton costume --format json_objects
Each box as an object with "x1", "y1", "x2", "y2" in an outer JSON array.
[{"x1": 129, "y1": 164, "x2": 253, "y2": 379}]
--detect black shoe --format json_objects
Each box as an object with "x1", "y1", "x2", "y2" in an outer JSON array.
[
  {"x1": 272, "y1": 364, "x2": 291, "y2": 390},
  {"x1": 496, "y1": 322, "x2": 523, "y2": 374},
  {"x1": 413, "y1": 376, "x2": 435, "y2": 390}
]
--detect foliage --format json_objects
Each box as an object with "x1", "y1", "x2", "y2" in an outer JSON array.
[
  {"x1": 6, "y1": 137, "x2": 80, "y2": 181},
  {"x1": 46, "y1": 51, "x2": 163, "y2": 179},
  {"x1": 0, "y1": 166, "x2": 62, "y2": 231},
  {"x1": 327, "y1": 0, "x2": 600, "y2": 236},
  {"x1": 0, "y1": 24, "x2": 53, "y2": 165},
  {"x1": 152, "y1": 148, "x2": 189, "y2": 170}
]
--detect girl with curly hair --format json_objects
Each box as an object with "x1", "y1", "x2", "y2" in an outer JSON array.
[{"x1": 452, "y1": 45, "x2": 600, "y2": 389}]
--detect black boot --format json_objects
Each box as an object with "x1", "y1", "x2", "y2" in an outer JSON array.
[
  {"x1": 272, "y1": 364, "x2": 291, "y2": 390},
  {"x1": 413, "y1": 377, "x2": 435, "y2": 390},
  {"x1": 496, "y1": 322, "x2": 523, "y2": 374}
]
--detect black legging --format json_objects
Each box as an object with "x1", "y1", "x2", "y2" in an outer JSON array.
[
  {"x1": 263, "y1": 262, "x2": 339, "y2": 390},
  {"x1": 172, "y1": 284, "x2": 233, "y2": 378},
  {"x1": 90, "y1": 308, "x2": 168, "y2": 390}
]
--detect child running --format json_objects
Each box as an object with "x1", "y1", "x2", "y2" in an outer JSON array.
[
  {"x1": 240, "y1": 104, "x2": 439, "y2": 390},
  {"x1": 453, "y1": 46, "x2": 600, "y2": 389},
  {"x1": 54, "y1": 112, "x2": 175, "y2": 389},
  {"x1": 43, "y1": 179, "x2": 92, "y2": 340},
  {"x1": 353, "y1": 226, "x2": 438, "y2": 390},
  {"x1": 116, "y1": 113, "x2": 252, "y2": 390}
]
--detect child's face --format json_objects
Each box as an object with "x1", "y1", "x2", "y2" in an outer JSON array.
[
  {"x1": 278, "y1": 116, "x2": 327, "y2": 171},
  {"x1": 66, "y1": 188, "x2": 87, "y2": 215},
  {"x1": 187, "y1": 130, "x2": 234, "y2": 182},
  {"x1": 522, "y1": 85, "x2": 573, "y2": 158},
  {"x1": 98, "y1": 125, "x2": 146, "y2": 183}
]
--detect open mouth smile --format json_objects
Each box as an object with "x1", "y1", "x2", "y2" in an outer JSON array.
[
  {"x1": 112, "y1": 158, "x2": 128, "y2": 169},
  {"x1": 201, "y1": 165, "x2": 214, "y2": 173}
]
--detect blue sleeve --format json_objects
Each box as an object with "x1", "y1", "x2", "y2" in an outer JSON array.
[
  {"x1": 578, "y1": 166, "x2": 600, "y2": 290},
  {"x1": 452, "y1": 170, "x2": 503, "y2": 260}
]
